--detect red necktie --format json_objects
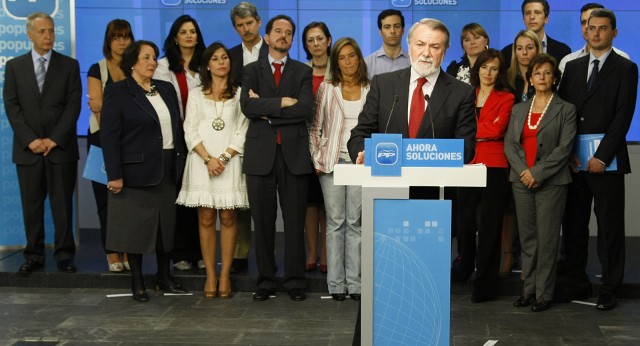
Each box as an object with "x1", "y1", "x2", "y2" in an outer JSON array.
[
  {"x1": 272, "y1": 62, "x2": 283, "y2": 143},
  {"x1": 409, "y1": 77, "x2": 427, "y2": 138}
]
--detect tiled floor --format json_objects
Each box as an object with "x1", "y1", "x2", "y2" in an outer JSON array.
[{"x1": 1, "y1": 230, "x2": 639, "y2": 345}]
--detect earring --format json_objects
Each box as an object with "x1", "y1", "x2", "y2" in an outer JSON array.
[
  {"x1": 207, "y1": 67, "x2": 210, "y2": 71},
  {"x1": 131, "y1": 67, "x2": 134, "y2": 70},
  {"x1": 485, "y1": 45, "x2": 489, "y2": 50},
  {"x1": 175, "y1": 41, "x2": 178, "y2": 45}
]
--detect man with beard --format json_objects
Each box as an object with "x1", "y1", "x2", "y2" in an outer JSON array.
[
  {"x1": 348, "y1": 17, "x2": 476, "y2": 176},
  {"x1": 240, "y1": 14, "x2": 314, "y2": 302},
  {"x1": 227, "y1": 1, "x2": 269, "y2": 274}
]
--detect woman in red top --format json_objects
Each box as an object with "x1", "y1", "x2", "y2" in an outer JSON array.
[
  {"x1": 456, "y1": 49, "x2": 514, "y2": 303},
  {"x1": 505, "y1": 54, "x2": 576, "y2": 312}
]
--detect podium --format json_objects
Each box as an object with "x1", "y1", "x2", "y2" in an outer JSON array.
[{"x1": 334, "y1": 164, "x2": 486, "y2": 346}]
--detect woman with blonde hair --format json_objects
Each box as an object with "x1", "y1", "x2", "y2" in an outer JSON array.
[{"x1": 507, "y1": 30, "x2": 542, "y2": 103}]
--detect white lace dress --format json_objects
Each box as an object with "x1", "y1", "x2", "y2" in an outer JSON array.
[{"x1": 176, "y1": 87, "x2": 249, "y2": 209}]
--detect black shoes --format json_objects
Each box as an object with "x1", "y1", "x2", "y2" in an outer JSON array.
[
  {"x1": 596, "y1": 294, "x2": 617, "y2": 311},
  {"x1": 332, "y1": 293, "x2": 347, "y2": 301},
  {"x1": 288, "y1": 288, "x2": 306, "y2": 301},
  {"x1": 19, "y1": 260, "x2": 43, "y2": 274},
  {"x1": 154, "y1": 278, "x2": 187, "y2": 294},
  {"x1": 513, "y1": 294, "x2": 535, "y2": 308},
  {"x1": 350, "y1": 294, "x2": 361, "y2": 301},
  {"x1": 531, "y1": 300, "x2": 551, "y2": 312},
  {"x1": 57, "y1": 259, "x2": 77, "y2": 273},
  {"x1": 132, "y1": 290, "x2": 149, "y2": 302},
  {"x1": 253, "y1": 288, "x2": 275, "y2": 301},
  {"x1": 230, "y1": 258, "x2": 248, "y2": 274}
]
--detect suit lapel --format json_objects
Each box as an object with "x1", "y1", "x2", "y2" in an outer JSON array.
[
  {"x1": 393, "y1": 69, "x2": 410, "y2": 136},
  {"x1": 40, "y1": 51, "x2": 58, "y2": 95},
  {"x1": 537, "y1": 95, "x2": 561, "y2": 132},
  {"x1": 420, "y1": 69, "x2": 450, "y2": 137},
  {"x1": 19, "y1": 53, "x2": 41, "y2": 96},
  {"x1": 128, "y1": 78, "x2": 160, "y2": 124},
  {"x1": 259, "y1": 58, "x2": 277, "y2": 94},
  {"x1": 586, "y1": 50, "x2": 618, "y2": 99}
]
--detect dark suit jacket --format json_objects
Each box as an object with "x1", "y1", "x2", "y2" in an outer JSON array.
[
  {"x1": 502, "y1": 35, "x2": 571, "y2": 68},
  {"x1": 504, "y1": 95, "x2": 576, "y2": 186},
  {"x1": 3, "y1": 50, "x2": 81, "y2": 164},
  {"x1": 228, "y1": 42, "x2": 269, "y2": 86},
  {"x1": 100, "y1": 78, "x2": 187, "y2": 187},
  {"x1": 240, "y1": 57, "x2": 314, "y2": 176},
  {"x1": 347, "y1": 67, "x2": 477, "y2": 163},
  {"x1": 558, "y1": 50, "x2": 638, "y2": 174}
]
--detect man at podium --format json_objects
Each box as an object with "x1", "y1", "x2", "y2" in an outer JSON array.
[{"x1": 348, "y1": 17, "x2": 476, "y2": 197}]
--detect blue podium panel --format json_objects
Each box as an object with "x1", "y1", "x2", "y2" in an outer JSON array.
[{"x1": 373, "y1": 199, "x2": 451, "y2": 346}]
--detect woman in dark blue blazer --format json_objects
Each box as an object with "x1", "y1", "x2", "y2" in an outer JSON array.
[{"x1": 101, "y1": 40, "x2": 188, "y2": 302}]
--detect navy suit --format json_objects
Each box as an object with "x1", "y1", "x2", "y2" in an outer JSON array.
[
  {"x1": 3, "y1": 50, "x2": 81, "y2": 264},
  {"x1": 240, "y1": 56, "x2": 313, "y2": 290}
]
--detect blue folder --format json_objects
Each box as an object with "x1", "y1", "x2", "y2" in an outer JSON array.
[
  {"x1": 82, "y1": 145, "x2": 108, "y2": 185},
  {"x1": 575, "y1": 134, "x2": 617, "y2": 171}
]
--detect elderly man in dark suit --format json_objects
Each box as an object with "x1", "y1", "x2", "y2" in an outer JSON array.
[
  {"x1": 556, "y1": 8, "x2": 638, "y2": 311},
  {"x1": 240, "y1": 14, "x2": 314, "y2": 302},
  {"x1": 3, "y1": 12, "x2": 81, "y2": 274},
  {"x1": 348, "y1": 17, "x2": 476, "y2": 170},
  {"x1": 501, "y1": 0, "x2": 571, "y2": 67},
  {"x1": 227, "y1": 1, "x2": 269, "y2": 274}
]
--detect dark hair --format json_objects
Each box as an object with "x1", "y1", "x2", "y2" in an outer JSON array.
[
  {"x1": 377, "y1": 9, "x2": 404, "y2": 30},
  {"x1": 521, "y1": 0, "x2": 550, "y2": 17},
  {"x1": 580, "y1": 3, "x2": 604, "y2": 13},
  {"x1": 302, "y1": 22, "x2": 332, "y2": 60},
  {"x1": 265, "y1": 14, "x2": 296, "y2": 37},
  {"x1": 198, "y1": 42, "x2": 237, "y2": 100},
  {"x1": 162, "y1": 15, "x2": 206, "y2": 74},
  {"x1": 525, "y1": 53, "x2": 561, "y2": 92},
  {"x1": 102, "y1": 19, "x2": 134, "y2": 59},
  {"x1": 589, "y1": 8, "x2": 616, "y2": 30},
  {"x1": 329, "y1": 37, "x2": 369, "y2": 87},
  {"x1": 121, "y1": 40, "x2": 159, "y2": 77},
  {"x1": 230, "y1": 1, "x2": 260, "y2": 25},
  {"x1": 469, "y1": 49, "x2": 509, "y2": 91}
]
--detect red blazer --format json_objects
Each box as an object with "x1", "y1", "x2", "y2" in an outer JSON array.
[{"x1": 473, "y1": 88, "x2": 514, "y2": 168}]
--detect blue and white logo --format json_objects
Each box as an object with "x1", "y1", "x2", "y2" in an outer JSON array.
[
  {"x1": 391, "y1": 0, "x2": 412, "y2": 8},
  {"x1": 3, "y1": 0, "x2": 58, "y2": 20},
  {"x1": 161, "y1": 0, "x2": 182, "y2": 5},
  {"x1": 376, "y1": 143, "x2": 399, "y2": 165}
]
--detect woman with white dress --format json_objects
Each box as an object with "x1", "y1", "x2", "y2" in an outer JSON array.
[{"x1": 176, "y1": 42, "x2": 249, "y2": 299}]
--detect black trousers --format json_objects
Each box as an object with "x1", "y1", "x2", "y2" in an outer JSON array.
[
  {"x1": 562, "y1": 172, "x2": 626, "y2": 296},
  {"x1": 246, "y1": 146, "x2": 308, "y2": 291},
  {"x1": 87, "y1": 130, "x2": 116, "y2": 254},
  {"x1": 457, "y1": 168, "x2": 508, "y2": 295},
  {"x1": 17, "y1": 158, "x2": 76, "y2": 263}
]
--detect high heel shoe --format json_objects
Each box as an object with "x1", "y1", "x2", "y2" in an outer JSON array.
[
  {"x1": 154, "y1": 278, "x2": 188, "y2": 294},
  {"x1": 107, "y1": 254, "x2": 124, "y2": 273},
  {"x1": 203, "y1": 278, "x2": 217, "y2": 299},
  {"x1": 319, "y1": 264, "x2": 328, "y2": 274},
  {"x1": 218, "y1": 277, "x2": 232, "y2": 299},
  {"x1": 121, "y1": 253, "x2": 130, "y2": 271}
]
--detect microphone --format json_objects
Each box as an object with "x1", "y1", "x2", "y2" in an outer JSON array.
[
  {"x1": 384, "y1": 95, "x2": 399, "y2": 134},
  {"x1": 424, "y1": 94, "x2": 435, "y2": 139}
]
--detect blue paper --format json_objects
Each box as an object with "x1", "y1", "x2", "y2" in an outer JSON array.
[
  {"x1": 82, "y1": 145, "x2": 108, "y2": 185},
  {"x1": 575, "y1": 134, "x2": 617, "y2": 171}
]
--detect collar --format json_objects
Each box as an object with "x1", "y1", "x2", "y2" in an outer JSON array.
[
  {"x1": 410, "y1": 66, "x2": 440, "y2": 85},
  {"x1": 242, "y1": 38, "x2": 263, "y2": 53},
  {"x1": 31, "y1": 49, "x2": 52, "y2": 64},
  {"x1": 541, "y1": 33, "x2": 548, "y2": 49},
  {"x1": 590, "y1": 48, "x2": 613, "y2": 66},
  {"x1": 268, "y1": 54, "x2": 288, "y2": 66},
  {"x1": 375, "y1": 46, "x2": 408, "y2": 59}
]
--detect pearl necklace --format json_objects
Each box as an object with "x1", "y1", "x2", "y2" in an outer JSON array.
[{"x1": 527, "y1": 94, "x2": 553, "y2": 130}]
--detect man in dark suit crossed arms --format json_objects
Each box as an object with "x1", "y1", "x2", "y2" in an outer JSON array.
[
  {"x1": 240, "y1": 14, "x2": 314, "y2": 302},
  {"x1": 227, "y1": 1, "x2": 270, "y2": 274},
  {"x1": 556, "y1": 8, "x2": 638, "y2": 311},
  {"x1": 501, "y1": 0, "x2": 571, "y2": 67},
  {"x1": 3, "y1": 12, "x2": 82, "y2": 274}
]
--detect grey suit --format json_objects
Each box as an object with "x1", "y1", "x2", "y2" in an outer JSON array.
[
  {"x1": 3, "y1": 50, "x2": 81, "y2": 263},
  {"x1": 504, "y1": 95, "x2": 576, "y2": 300}
]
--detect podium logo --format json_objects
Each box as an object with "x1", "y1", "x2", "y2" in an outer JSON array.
[
  {"x1": 391, "y1": 0, "x2": 411, "y2": 8},
  {"x1": 375, "y1": 143, "x2": 398, "y2": 165},
  {"x1": 3, "y1": 0, "x2": 59, "y2": 20},
  {"x1": 161, "y1": 0, "x2": 182, "y2": 5}
]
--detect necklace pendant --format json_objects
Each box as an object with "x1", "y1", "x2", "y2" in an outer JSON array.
[{"x1": 212, "y1": 118, "x2": 225, "y2": 131}]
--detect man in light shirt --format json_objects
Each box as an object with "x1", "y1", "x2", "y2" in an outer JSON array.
[
  {"x1": 364, "y1": 9, "x2": 410, "y2": 80},
  {"x1": 558, "y1": 2, "x2": 630, "y2": 73}
]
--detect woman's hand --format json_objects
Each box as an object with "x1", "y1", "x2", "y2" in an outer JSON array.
[
  {"x1": 207, "y1": 158, "x2": 225, "y2": 177},
  {"x1": 519, "y1": 169, "x2": 537, "y2": 189},
  {"x1": 107, "y1": 178, "x2": 124, "y2": 194}
]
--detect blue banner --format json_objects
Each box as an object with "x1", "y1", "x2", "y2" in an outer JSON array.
[
  {"x1": 373, "y1": 199, "x2": 451, "y2": 346},
  {"x1": 0, "y1": 0, "x2": 75, "y2": 247}
]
